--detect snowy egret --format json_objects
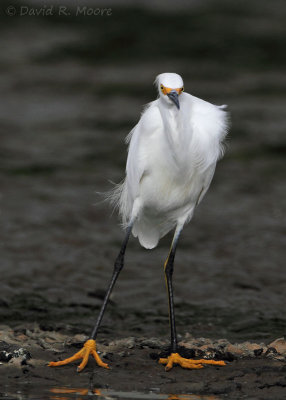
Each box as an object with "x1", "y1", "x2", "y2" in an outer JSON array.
[{"x1": 49, "y1": 72, "x2": 229, "y2": 372}]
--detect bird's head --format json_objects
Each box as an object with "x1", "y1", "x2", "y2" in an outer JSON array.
[{"x1": 155, "y1": 73, "x2": 184, "y2": 110}]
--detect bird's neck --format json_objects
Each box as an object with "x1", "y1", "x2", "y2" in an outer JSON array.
[
  {"x1": 158, "y1": 99, "x2": 190, "y2": 142},
  {"x1": 158, "y1": 99, "x2": 193, "y2": 168},
  {"x1": 168, "y1": 108, "x2": 181, "y2": 139}
]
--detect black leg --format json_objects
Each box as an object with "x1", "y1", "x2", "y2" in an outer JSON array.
[
  {"x1": 164, "y1": 227, "x2": 182, "y2": 353},
  {"x1": 159, "y1": 225, "x2": 227, "y2": 371},
  {"x1": 90, "y1": 224, "x2": 132, "y2": 340}
]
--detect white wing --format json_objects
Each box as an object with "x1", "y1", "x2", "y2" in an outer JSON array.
[
  {"x1": 189, "y1": 95, "x2": 229, "y2": 207},
  {"x1": 115, "y1": 101, "x2": 161, "y2": 226},
  {"x1": 195, "y1": 163, "x2": 216, "y2": 207},
  {"x1": 189, "y1": 94, "x2": 229, "y2": 171}
]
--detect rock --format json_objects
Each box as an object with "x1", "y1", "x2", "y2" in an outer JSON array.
[
  {"x1": 18, "y1": 334, "x2": 29, "y2": 342},
  {"x1": 224, "y1": 344, "x2": 244, "y2": 357},
  {"x1": 184, "y1": 332, "x2": 194, "y2": 340},
  {"x1": 269, "y1": 337, "x2": 286, "y2": 355},
  {"x1": 0, "y1": 350, "x2": 12, "y2": 362},
  {"x1": 107, "y1": 337, "x2": 136, "y2": 350},
  {"x1": 8, "y1": 357, "x2": 23, "y2": 368},
  {"x1": 0, "y1": 328, "x2": 17, "y2": 344},
  {"x1": 265, "y1": 347, "x2": 278, "y2": 358},
  {"x1": 254, "y1": 348, "x2": 264, "y2": 356},
  {"x1": 217, "y1": 338, "x2": 229, "y2": 346},
  {"x1": 139, "y1": 337, "x2": 165, "y2": 349},
  {"x1": 237, "y1": 342, "x2": 267, "y2": 357},
  {"x1": 73, "y1": 334, "x2": 88, "y2": 343},
  {"x1": 178, "y1": 340, "x2": 194, "y2": 349},
  {"x1": 0, "y1": 342, "x2": 31, "y2": 364}
]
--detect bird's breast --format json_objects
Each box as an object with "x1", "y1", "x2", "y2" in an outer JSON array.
[
  {"x1": 139, "y1": 158, "x2": 200, "y2": 214},
  {"x1": 137, "y1": 109, "x2": 206, "y2": 213}
]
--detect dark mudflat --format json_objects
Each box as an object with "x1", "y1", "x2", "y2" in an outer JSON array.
[{"x1": 1, "y1": 327, "x2": 286, "y2": 399}]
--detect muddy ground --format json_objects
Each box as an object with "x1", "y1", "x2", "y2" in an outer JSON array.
[
  {"x1": 1, "y1": 327, "x2": 286, "y2": 399},
  {"x1": 0, "y1": 0, "x2": 285, "y2": 399}
]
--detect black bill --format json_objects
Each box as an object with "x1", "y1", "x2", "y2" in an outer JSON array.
[{"x1": 167, "y1": 90, "x2": 180, "y2": 110}]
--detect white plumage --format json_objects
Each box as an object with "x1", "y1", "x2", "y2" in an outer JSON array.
[{"x1": 112, "y1": 73, "x2": 229, "y2": 249}]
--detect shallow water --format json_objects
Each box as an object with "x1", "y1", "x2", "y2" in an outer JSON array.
[
  {"x1": 3, "y1": 386, "x2": 219, "y2": 400},
  {"x1": 48, "y1": 387, "x2": 219, "y2": 400}
]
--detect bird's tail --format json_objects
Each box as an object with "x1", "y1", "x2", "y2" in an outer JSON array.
[
  {"x1": 132, "y1": 219, "x2": 160, "y2": 249},
  {"x1": 104, "y1": 179, "x2": 133, "y2": 228}
]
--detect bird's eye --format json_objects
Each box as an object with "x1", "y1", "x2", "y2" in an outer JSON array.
[
  {"x1": 160, "y1": 85, "x2": 164, "y2": 91},
  {"x1": 181, "y1": 87, "x2": 184, "y2": 92}
]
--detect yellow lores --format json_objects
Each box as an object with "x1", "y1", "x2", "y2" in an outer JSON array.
[{"x1": 160, "y1": 84, "x2": 184, "y2": 95}]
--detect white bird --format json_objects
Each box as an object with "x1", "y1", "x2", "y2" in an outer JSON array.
[{"x1": 49, "y1": 72, "x2": 229, "y2": 372}]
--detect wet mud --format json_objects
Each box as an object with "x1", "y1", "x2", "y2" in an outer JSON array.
[
  {"x1": 0, "y1": 0, "x2": 286, "y2": 398},
  {"x1": 1, "y1": 325, "x2": 286, "y2": 399}
]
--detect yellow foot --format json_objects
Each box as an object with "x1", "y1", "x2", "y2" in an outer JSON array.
[
  {"x1": 159, "y1": 353, "x2": 226, "y2": 371},
  {"x1": 48, "y1": 339, "x2": 109, "y2": 372}
]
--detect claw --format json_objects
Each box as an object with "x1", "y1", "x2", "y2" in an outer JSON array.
[
  {"x1": 48, "y1": 339, "x2": 109, "y2": 372},
  {"x1": 159, "y1": 353, "x2": 226, "y2": 371}
]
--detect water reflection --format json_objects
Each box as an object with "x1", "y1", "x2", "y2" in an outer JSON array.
[{"x1": 49, "y1": 387, "x2": 219, "y2": 400}]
